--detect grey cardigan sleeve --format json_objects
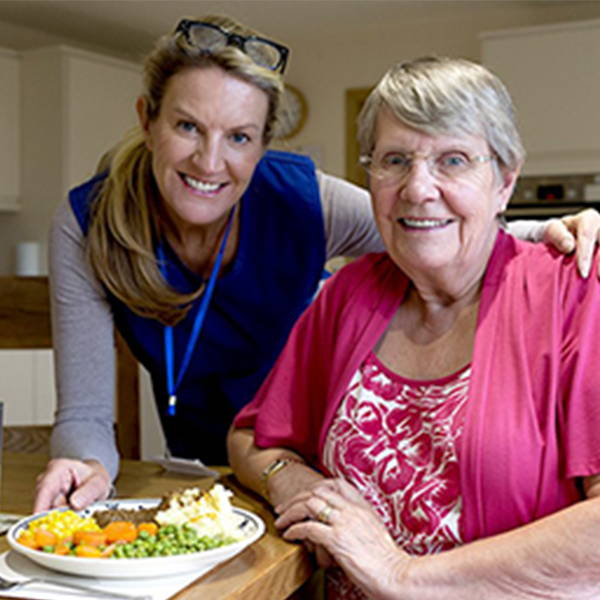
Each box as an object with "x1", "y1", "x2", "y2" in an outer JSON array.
[
  {"x1": 49, "y1": 200, "x2": 120, "y2": 480},
  {"x1": 318, "y1": 171, "x2": 384, "y2": 259},
  {"x1": 505, "y1": 219, "x2": 546, "y2": 242}
]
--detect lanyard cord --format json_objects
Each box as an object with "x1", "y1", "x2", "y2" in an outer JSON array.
[{"x1": 157, "y1": 206, "x2": 236, "y2": 416}]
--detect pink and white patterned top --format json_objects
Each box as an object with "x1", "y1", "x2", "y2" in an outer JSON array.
[{"x1": 322, "y1": 352, "x2": 470, "y2": 598}]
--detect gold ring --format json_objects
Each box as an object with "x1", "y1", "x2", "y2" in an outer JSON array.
[{"x1": 316, "y1": 503, "x2": 334, "y2": 525}]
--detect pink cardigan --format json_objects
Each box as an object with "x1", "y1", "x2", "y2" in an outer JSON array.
[{"x1": 234, "y1": 231, "x2": 600, "y2": 543}]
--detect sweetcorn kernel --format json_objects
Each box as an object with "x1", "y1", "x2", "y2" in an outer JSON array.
[{"x1": 26, "y1": 510, "x2": 100, "y2": 542}]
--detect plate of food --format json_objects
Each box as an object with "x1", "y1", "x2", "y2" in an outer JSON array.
[{"x1": 7, "y1": 484, "x2": 265, "y2": 578}]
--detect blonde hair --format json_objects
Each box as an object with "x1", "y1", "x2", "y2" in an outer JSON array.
[
  {"x1": 358, "y1": 56, "x2": 525, "y2": 172},
  {"x1": 87, "y1": 14, "x2": 285, "y2": 325}
]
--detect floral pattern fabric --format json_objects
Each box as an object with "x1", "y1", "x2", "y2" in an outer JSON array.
[{"x1": 322, "y1": 353, "x2": 470, "y2": 599}]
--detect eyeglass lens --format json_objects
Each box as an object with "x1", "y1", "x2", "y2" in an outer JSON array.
[
  {"x1": 187, "y1": 24, "x2": 228, "y2": 50},
  {"x1": 364, "y1": 153, "x2": 493, "y2": 183},
  {"x1": 402, "y1": 156, "x2": 467, "y2": 178},
  {"x1": 186, "y1": 23, "x2": 283, "y2": 70},
  {"x1": 243, "y1": 40, "x2": 282, "y2": 70}
]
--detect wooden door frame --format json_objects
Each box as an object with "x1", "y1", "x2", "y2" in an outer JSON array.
[{"x1": 345, "y1": 86, "x2": 372, "y2": 187}]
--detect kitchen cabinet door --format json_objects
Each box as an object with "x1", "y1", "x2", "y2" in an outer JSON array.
[
  {"x1": 20, "y1": 46, "x2": 141, "y2": 200},
  {"x1": 0, "y1": 350, "x2": 55, "y2": 425},
  {"x1": 11, "y1": 45, "x2": 141, "y2": 278},
  {"x1": 63, "y1": 49, "x2": 141, "y2": 190},
  {"x1": 481, "y1": 19, "x2": 600, "y2": 176}
]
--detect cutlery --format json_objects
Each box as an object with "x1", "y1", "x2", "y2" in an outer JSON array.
[{"x1": 0, "y1": 574, "x2": 151, "y2": 599}]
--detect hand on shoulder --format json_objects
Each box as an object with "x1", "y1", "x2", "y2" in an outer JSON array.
[{"x1": 544, "y1": 209, "x2": 600, "y2": 278}]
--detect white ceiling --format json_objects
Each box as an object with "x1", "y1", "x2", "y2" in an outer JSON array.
[{"x1": 0, "y1": 0, "x2": 565, "y2": 60}]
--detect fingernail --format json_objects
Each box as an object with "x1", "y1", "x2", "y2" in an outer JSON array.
[{"x1": 562, "y1": 238, "x2": 575, "y2": 252}]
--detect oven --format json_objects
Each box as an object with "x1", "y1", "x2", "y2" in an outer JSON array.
[{"x1": 505, "y1": 173, "x2": 600, "y2": 222}]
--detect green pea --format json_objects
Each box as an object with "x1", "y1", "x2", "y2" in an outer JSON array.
[{"x1": 107, "y1": 523, "x2": 236, "y2": 560}]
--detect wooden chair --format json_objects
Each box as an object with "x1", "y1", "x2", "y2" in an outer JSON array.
[{"x1": 0, "y1": 276, "x2": 140, "y2": 458}]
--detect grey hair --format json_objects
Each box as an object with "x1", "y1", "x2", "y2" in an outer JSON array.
[{"x1": 358, "y1": 56, "x2": 525, "y2": 171}]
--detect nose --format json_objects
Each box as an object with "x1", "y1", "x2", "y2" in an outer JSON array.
[
  {"x1": 399, "y1": 159, "x2": 440, "y2": 204},
  {"x1": 191, "y1": 136, "x2": 225, "y2": 173}
]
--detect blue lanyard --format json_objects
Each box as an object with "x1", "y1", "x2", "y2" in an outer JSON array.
[{"x1": 157, "y1": 206, "x2": 236, "y2": 417}]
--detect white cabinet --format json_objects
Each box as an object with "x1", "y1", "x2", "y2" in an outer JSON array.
[
  {"x1": 0, "y1": 44, "x2": 141, "y2": 274},
  {"x1": 62, "y1": 47, "x2": 142, "y2": 191},
  {"x1": 0, "y1": 48, "x2": 20, "y2": 211},
  {"x1": 20, "y1": 45, "x2": 141, "y2": 212},
  {"x1": 0, "y1": 350, "x2": 55, "y2": 425},
  {"x1": 481, "y1": 19, "x2": 600, "y2": 176}
]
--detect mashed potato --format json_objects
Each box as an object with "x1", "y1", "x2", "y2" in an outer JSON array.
[{"x1": 154, "y1": 484, "x2": 242, "y2": 540}]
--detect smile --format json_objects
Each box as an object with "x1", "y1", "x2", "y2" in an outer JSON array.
[
  {"x1": 398, "y1": 217, "x2": 453, "y2": 229},
  {"x1": 181, "y1": 174, "x2": 224, "y2": 193}
]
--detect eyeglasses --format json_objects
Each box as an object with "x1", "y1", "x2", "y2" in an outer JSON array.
[
  {"x1": 359, "y1": 151, "x2": 496, "y2": 184},
  {"x1": 175, "y1": 19, "x2": 290, "y2": 74}
]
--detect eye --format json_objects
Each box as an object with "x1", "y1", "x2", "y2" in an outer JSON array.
[
  {"x1": 438, "y1": 152, "x2": 470, "y2": 170},
  {"x1": 177, "y1": 120, "x2": 198, "y2": 134},
  {"x1": 230, "y1": 131, "x2": 251, "y2": 145},
  {"x1": 381, "y1": 153, "x2": 410, "y2": 169}
]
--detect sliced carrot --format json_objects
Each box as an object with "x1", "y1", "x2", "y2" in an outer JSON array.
[
  {"x1": 17, "y1": 532, "x2": 38, "y2": 549},
  {"x1": 103, "y1": 521, "x2": 138, "y2": 543},
  {"x1": 34, "y1": 528, "x2": 57, "y2": 548},
  {"x1": 54, "y1": 542, "x2": 71, "y2": 555},
  {"x1": 138, "y1": 522, "x2": 158, "y2": 537},
  {"x1": 73, "y1": 530, "x2": 107, "y2": 547},
  {"x1": 75, "y1": 544, "x2": 103, "y2": 558},
  {"x1": 72, "y1": 530, "x2": 85, "y2": 544}
]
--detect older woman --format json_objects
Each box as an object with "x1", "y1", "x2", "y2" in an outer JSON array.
[{"x1": 228, "y1": 56, "x2": 600, "y2": 599}]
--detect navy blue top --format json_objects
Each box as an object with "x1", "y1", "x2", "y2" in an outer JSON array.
[{"x1": 70, "y1": 150, "x2": 326, "y2": 464}]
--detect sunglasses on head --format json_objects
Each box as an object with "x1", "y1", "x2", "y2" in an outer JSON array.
[{"x1": 175, "y1": 19, "x2": 289, "y2": 74}]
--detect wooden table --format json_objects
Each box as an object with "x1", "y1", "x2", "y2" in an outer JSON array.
[{"x1": 0, "y1": 452, "x2": 314, "y2": 599}]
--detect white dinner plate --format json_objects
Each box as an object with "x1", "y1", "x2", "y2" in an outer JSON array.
[{"x1": 7, "y1": 498, "x2": 265, "y2": 579}]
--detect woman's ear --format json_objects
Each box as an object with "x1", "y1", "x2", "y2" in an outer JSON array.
[
  {"x1": 496, "y1": 162, "x2": 522, "y2": 214},
  {"x1": 136, "y1": 96, "x2": 153, "y2": 150}
]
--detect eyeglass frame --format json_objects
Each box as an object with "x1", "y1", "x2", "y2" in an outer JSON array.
[
  {"x1": 175, "y1": 19, "x2": 290, "y2": 74},
  {"x1": 359, "y1": 151, "x2": 497, "y2": 184}
]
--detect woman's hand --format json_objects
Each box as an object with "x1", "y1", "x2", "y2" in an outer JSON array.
[
  {"x1": 544, "y1": 209, "x2": 600, "y2": 278},
  {"x1": 267, "y1": 461, "x2": 325, "y2": 507},
  {"x1": 275, "y1": 478, "x2": 412, "y2": 599},
  {"x1": 269, "y1": 466, "x2": 334, "y2": 568},
  {"x1": 33, "y1": 458, "x2": 112, "y2": 513}
]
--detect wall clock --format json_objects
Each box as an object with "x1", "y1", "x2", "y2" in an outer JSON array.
[{"x1": 275, "y1": 84, "x2": 308, "y2": 140}]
